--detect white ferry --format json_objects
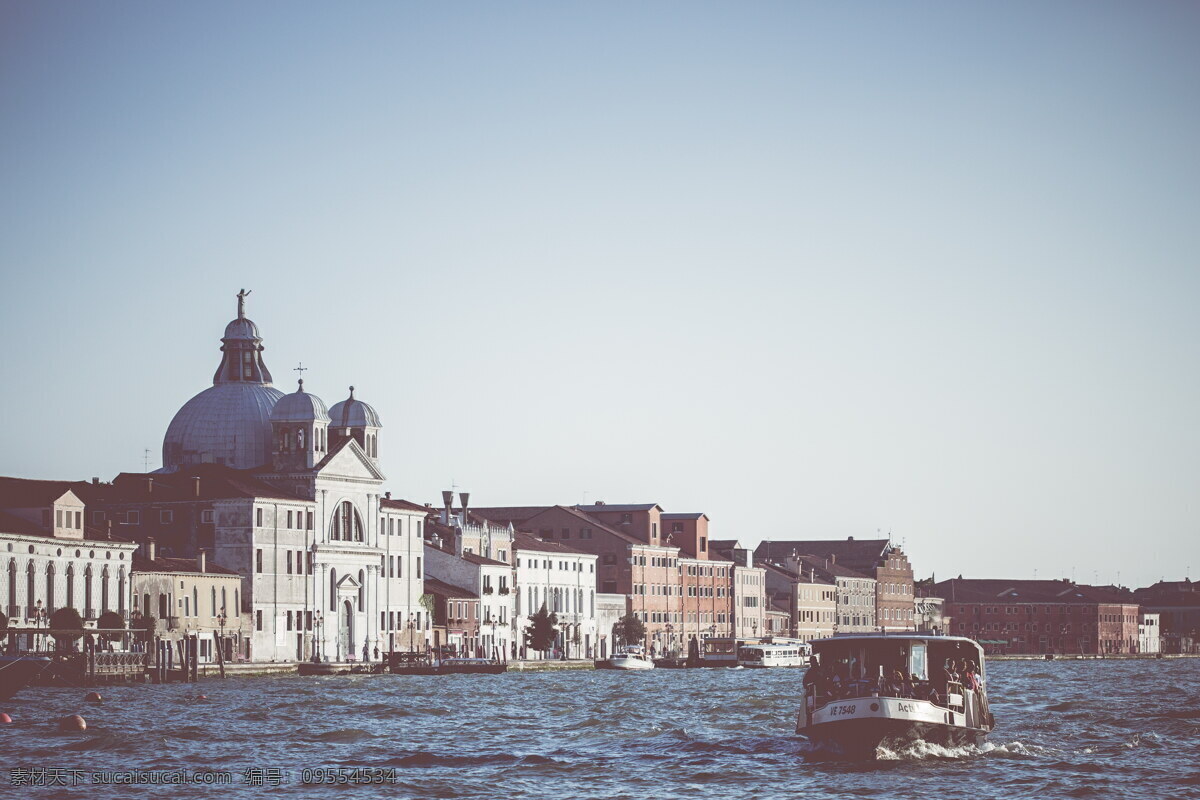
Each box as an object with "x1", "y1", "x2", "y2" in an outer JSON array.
[
  {"x1": 737, "y1": 641, "x2": 811, "y2": 668},
  {"x1": 796, "y1": 633, "x2": 994, "y2": 757}
]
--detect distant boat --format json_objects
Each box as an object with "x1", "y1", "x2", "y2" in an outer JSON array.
[
  {"x1": 608, "y1": 646, "x2": 655, "y2": 671},
  {"x1": 0, "y1": 654, "x2": 52, "y2": 701},
  {"x1": 796, "y1": 633, "x2": 994, "y2": 758}
]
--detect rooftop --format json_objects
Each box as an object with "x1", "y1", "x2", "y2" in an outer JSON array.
[
  {"x1": 932, "y1": 578, "x2": 1138, "y2": 605},
  {"x1": 424, "y1": 577, "x2": 478, "y2": 600}
]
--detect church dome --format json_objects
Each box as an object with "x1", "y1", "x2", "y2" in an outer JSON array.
[
  {"x1": 328, "y1": 386, "x2": 382, "y2": 428},
  {"x1": 161, "y1": 289, "x2": 283, "y2": 471},
  {"x1": 163, "y1": 383, "x2": 285, "y2": 469},
  {"x1": 271, "y1": 380, "x2": 330, "y2": 423}
]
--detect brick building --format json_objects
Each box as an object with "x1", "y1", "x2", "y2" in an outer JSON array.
[
  {"x1": 932, "y1": 578, "x2": 1141, "y2": 655},
  {"x1": 756, "y1": 537, "x2": 915, "y2": 631}
]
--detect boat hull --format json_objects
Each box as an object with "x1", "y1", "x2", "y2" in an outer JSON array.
[
  {"x1": 608, "y1": 657, "x2": 655, "y2": 670},
  {"x1": 800, "y1": 717, "x2": 988, "y2": 758},
  {"x1": 0, "y1": 655, "x2": 52, "y2": 701}
]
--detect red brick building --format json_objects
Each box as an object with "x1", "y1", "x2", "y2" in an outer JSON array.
[{"x1": 932, "y1": 578, "x2": 1141, "y2": 655}]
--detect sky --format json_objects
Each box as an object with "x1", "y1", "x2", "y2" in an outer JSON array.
[{"x1": 1, "y1": 2, "x2": 1197, "y2": 589}]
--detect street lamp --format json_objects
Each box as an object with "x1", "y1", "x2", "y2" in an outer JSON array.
[
  {"x1": 313, "y1": 611, "x2": 324, "y2": 662},
  {"x1": 34, "y1": 599, "x2": 46, "y2": 651}
]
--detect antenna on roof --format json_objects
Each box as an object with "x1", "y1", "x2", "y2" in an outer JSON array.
[{"x1": 143, "y1": 448, "x2": 151, "y2": 472}]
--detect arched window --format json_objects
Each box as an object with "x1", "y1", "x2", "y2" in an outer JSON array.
[
  {"x1": 117, "y1": 567, "x2": 125, "y2": 614},
  {"x1": 192, "y1": 587, "x2": 198, "y2": 618},
  {"x1": 222, "y1": 587, "x2": 228, "y2": 615},
  {"x1": 84, "y1": 565, "x2": 93, "y2": 618},
  {"x1": 46, "y1": 563, "x2": 56, "y2": 614},
  {"x1": 329, "y1": 501, "x2": 364, "y2": 542},
  {"x1": 101, "y1": 566, "x2": 111, "y2": 613},
  {"x1": 357, "y1": 569, "x2": 365, "y2": 610},
  {"x1": 212, "y1": 587, "x2": 217, "y2": 616},
  {"x1": 66, "y1": 563, "x2": 75, "y2": 611},
  {"x1": 7, "y1": 559, "x2": 16, "y2": 616},
  {"x1": 26, "y1": 562, "x2": 35, "y2": 617},
  {"x1": 233, "y1": 589, "x2": 238, "y2": 614},
  {"x1": 329, "y1": 569, "x2": 337, "y2": 612},
  {"x1": 297, "y1": 428, "x2": 305, "y2": 449}
]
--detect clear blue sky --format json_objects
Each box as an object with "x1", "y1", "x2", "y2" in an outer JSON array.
[{"x1": 2, "y1": 2, "x2": 1197, "y2": 588}]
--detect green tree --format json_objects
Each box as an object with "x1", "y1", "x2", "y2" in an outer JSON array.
[
  {"x1": 614, "y1": 614, "x2": 645, "y2": 648},
  {"x1": 0, "y1": 610, "x2": 8, "y2": 643},
  {"x1": 133, "y1": 613, "x2": 158, "y2": 644},
  {"x1": 96, "y1": 610, "x2": 126, "y2": 645},
  {"x1": 49, "y1": 607, "x2": 85, "y2": 651},
  {"x1": 523, "y1": 604, "x2": 558, "y2": 654}
]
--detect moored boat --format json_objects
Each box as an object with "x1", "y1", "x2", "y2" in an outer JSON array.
[
  {"x1": 438, "y1": 657, "x2": 507, "y2": 675},
  {"x1": 608, "y1": 646, "x2": 655, "y2": 671},
  {"x1": 738, "y1": 641, "x2": 811, "y2": 668},
  {"x1": 0, "y1": 654, "x2": 52, "y2": 701},
  {"x1": 796, "y1": 633, "x2": 994, "y2": 758}
]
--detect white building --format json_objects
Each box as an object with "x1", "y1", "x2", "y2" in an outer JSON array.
[
  {"x1": 111, "y1": 292, "x2": 430, "y2": 663},
  {"x1": 1139, "y1": 612, "x2": 1161, "y2": 654},
  {"x1": 513, "y1": 533, "x2": 598, "y2": 659},
  {"x1": 0, "y1": 482, "x2": 138, "y2": 649},
  {"x1": 594, "y1": 592, "x2": 627, "y2": 660}
]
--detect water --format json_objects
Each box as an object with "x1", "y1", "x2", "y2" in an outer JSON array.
[{"x1": 2, "y1": 659, "x2": 1198, "y2": 798}]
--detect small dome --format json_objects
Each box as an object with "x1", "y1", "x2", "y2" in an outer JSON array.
[
  {"x1": 224, "y1": 317, "x2": 261, "y2": 340},
  {"x1": 271, "y1": 380, "x2": 330, "y2": 423},
  {"x1": 328, "y1": 386, "x2": 381, "y2": 428}
]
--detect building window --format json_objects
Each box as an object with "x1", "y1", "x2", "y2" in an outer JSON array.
[
  {"x1": 201, "y1": 510, "x2": 214, "y2": 524},
  {"x1": 256, "y1": 549, "x2": 263, "y2": 573},
  {"x1": 127, "y1": 510, "x2": 140, "y2": 525},
  {"x1": 256, "y1": 508, "x2": 263, "y2": 527},
  {"x1": 255, "y1": 610, "x2": 263, "y2": 631},
  {"x1": 306, "y1": 511, "x2": 314, "y2": 530},
  {"x1": 160, "y1": 510, "x2": 173, "y2": 524},
  {"x1": 286, "y1": 551, "x2": 293, "y2": 574},
  {"x1": 287, "y1": 510, "x2": 293, "y2": 529}
]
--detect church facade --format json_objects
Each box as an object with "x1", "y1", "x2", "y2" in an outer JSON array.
[{"x1": 131, "y1": 292, "x2": 429, "y2": 663}]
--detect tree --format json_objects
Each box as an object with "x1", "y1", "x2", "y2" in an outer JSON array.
[
  {"x1": 0, "y1": 610, "x2": 7, "y2": 643},
  {"x1": 132, "y1": 613, "x2": 158, "y2": 644},
  {"x1": 49, "y1": 607, "x2": 85, "y2": 651},
  {"x1": 97, "y1": 611, "x2": 125, "y2": 645},
  {"x1": 523, "y1": 604, "x2": 558, "y2": 655},
  {"x1": 614, "y1": 614, "x2": 645, "y2": 648}
]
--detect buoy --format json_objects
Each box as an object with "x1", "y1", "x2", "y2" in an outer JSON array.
[
  {"x1": 196, "y1": 694, "x2": 208, "y2": 701},
  {"x1": 85, "y1": 692, "x2": 103, "y2": 703},
  {"x1": 59, "y1": 715, "x2": 87, "y2": 732},
  {"x1": 0, "y1": 713, "x2": 12, "y2": 723}
]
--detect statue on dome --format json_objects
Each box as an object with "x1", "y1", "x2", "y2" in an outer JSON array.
[{"x1": 237, "y1": 288, "x2": 251, "y2": 318}]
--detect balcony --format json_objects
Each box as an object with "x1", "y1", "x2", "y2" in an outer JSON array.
[
  {"x1": 498, "y1": 587, "x2": 510, "y2": 595},
  {"x1": 482, "y1": 587, "x2": 494, "y2": 595}
]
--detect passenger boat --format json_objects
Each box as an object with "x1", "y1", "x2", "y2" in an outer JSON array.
[
  {"x1": 608, "y1": 646, "x2": 655, "y2": 671},
  {"x1": 737, "y1": 641, "x2": 811, "y2": 668},
  {"x1": 796, "y1": 633, "x2": 994, "y2": 758},
  {"x1": 387, "y1": 651, "x2": 440, "y2": 675},
  {"x1": 0, "y1": 653, "x2": 52, "y2": 701}
]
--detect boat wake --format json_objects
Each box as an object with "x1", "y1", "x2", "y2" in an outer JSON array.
[{"x1": 874, "y1": 739, "x2": 1040, "y2": 761}]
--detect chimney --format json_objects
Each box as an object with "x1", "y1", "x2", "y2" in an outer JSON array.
[
  {"x1": 198, "y1": 549, "x2": 207, "y2": 573},
  {"x1": 831, "y1": 554, "x2": 837, "y2": 565},
  {"x1": 441, "y1": 490, "x2": 454, "y2": 525},
  {"x1": 193, "y1": 477, "x2": 201, "y2": 497},
  {"x1": 92, "y1": 477, "x2": 99, "y2": 485},
  {"x1": 146, "y1": 477, "x2": 153, "y2": 494},
  {"x1": 454, "y1": 528, "x2": 464, "y2": 557},
  {"x1": 459, "y1": 492, "x2": 470, "y2": 521},
  {"x1": 147, "y1": 538, "x2": 156, "y2": 562},
  {"x1": 385, "y1": 491, "x2": 392, "y2": 500},
  {"x1": 106, "y1": 520, "x2": 113, "y2": 541}
]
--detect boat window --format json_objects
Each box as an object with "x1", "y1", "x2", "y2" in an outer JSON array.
[{"x1": 909, "y1": 641, "x2": 928, "y2": 680}]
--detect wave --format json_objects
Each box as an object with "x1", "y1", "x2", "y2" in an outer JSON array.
[
  {"x1": 311, "y1": 728, "x2": 374, "y2": 743},
  {"x1": 383, "y1": 752, "x2": 566, "y2": 768}
]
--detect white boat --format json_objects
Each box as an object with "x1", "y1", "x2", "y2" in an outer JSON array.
[
  {"x1": 608, "y1": 646, "x2": 656, "y2": 671},
  {"x1": 738, "y1": 641, "x2": 811, "y2": 668},
  {"x1": 796, "y1": 633, "x2": 994, "y2": 758}
]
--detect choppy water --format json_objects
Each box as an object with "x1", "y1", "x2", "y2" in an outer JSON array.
[{"x1": 2, "y1": 659, "x2": 1198, "y2": 798}]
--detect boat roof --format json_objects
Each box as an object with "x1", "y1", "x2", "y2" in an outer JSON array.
[{"x1": 811, "y1": 633, "x2": 985, "y2": 650}]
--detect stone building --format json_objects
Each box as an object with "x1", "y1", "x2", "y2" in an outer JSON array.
[
  {"x1": 758, "y1": 559, "x2": 837, "y2": 642},
  {"x1": 512, "y1": 533, "x2": 598, "y2": 659},
  {"x1": 0, "y1": 479, "x2": 138, "y2": 649},
  {"x1": 130, "y1": 541, "x2": 245, "y2": 663},
  {"x1": 82, "y1": 293, "x2": 428, "y2": 663},
  {"x1": 757, "y1": 537, "x2": 915, "y2": 631}
]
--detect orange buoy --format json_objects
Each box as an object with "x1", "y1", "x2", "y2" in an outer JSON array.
[
  {"x1": 59, "y1": 715, "x2": 87, "y2": 731},
  {"x1": 0, "y1": 713, "x2": 12, "y2": 723},
  {"x1": 85, "y1": 692, "x2": 103, "y2": 703}
]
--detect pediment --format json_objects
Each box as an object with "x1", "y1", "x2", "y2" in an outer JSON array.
[
  {"x1": 336, "y1": 573, "x2": 361, "y2": 590},
  {"x1": 315, "y1": 439, "x2": 385, "y2": 482}
]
